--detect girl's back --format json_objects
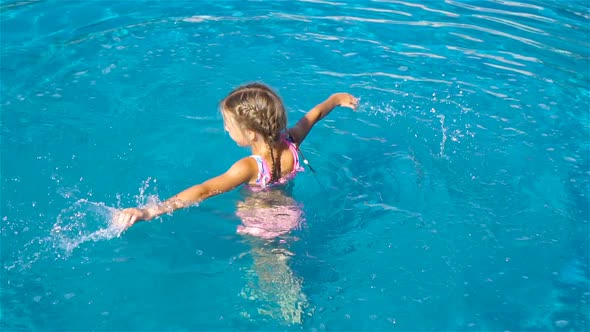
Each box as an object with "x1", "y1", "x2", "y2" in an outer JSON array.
[{"x1": 247, "y1": 135, "x2": 303, "y2": 189}]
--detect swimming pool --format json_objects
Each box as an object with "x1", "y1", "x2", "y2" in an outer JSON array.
[{"x1": 2, "y1": 0, "x2": 589, "y2": 330}]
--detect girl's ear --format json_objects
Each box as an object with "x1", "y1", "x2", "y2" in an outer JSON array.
[{"x1": 245, "y1": 129, "x2": 257, "y2": 142}]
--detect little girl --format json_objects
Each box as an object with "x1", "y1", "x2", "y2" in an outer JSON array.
[{"x1": 114, "y1": 82, "x2": 358, "y2": 235}]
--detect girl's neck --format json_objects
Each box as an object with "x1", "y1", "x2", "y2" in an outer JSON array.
[
  {"x1": 250, "y1": 142, "x2": 270, "y2": 156},
  {"x1": 250, "y1": 137, "x2": 284, "y2": 157},
  {"x1": 250, "y1": 136, "x2": 271, "y2": 156}
]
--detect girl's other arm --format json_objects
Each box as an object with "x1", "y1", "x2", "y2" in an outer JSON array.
[
  {"x1": 114, "y1": 157, "x2": 257, "y2": 228},
  {"x1": 289, "y1": 93, "x2": 358, "y2": 145}
]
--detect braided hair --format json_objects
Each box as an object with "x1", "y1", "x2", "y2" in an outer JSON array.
[{"x1": 221, "y1": 83, "x2": 287, "y2": 183}]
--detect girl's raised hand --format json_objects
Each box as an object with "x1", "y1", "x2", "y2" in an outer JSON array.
[{"x1": 332, "y1": 93, "x2": 359, "y2": 110}]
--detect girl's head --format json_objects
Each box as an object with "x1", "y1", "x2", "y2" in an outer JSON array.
[
  {"x1": 221, "y1": 83, "x2": 288, "y2": 182},
  {"x1": 221, "y1": 83, "x2": 287, "y2": 143}
]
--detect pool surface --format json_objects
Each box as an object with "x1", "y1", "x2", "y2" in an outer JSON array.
[{"x1": 2, "y1": 0, "x2": 589, "y2": 330}]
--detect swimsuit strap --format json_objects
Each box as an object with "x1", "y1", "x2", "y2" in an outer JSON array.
[
  {"x1": 250, "y1": 155, "x2": 271, "y2": 188},
  {"x1": 285, "y1": 139, "x2": 303, "y2": 172}
]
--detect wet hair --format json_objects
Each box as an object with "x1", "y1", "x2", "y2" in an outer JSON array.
[{"x1": 221, "y1": 83, "x2": 287, "y2": 183}]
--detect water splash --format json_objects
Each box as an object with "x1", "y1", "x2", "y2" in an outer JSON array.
[
  {"x1": 437, "y1": 113, "x2": 448, "y2": 158},
  {"x1": 135, "y1": 177, "x2": 161, "y2": 207},
  {"x1": 50, "y1": 177, "x2": 164, "y2": 254},
  {"x1": 4, "y1": 179, "x2": 162, "y2": 272},
  {"x1": 361, "y1": 100, "x2": 404, "y2": 121},
  {"x1": 50, "y1": 199, "x2": 125, "y2": 254}
]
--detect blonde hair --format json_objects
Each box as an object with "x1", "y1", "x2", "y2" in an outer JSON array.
[{"x1": 221, "y1": 83, "x2": 288, "y2": 183}]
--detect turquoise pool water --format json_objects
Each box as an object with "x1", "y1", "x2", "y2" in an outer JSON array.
[{"x1": 2, "y1": 0, "x2": 589, "y2": 330}]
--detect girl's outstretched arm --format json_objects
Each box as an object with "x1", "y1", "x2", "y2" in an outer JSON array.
[
  {"x1": 289, "y1": 93, "x2": 358, "y2": 145},
  {"x1": 114, "y1": 157, "x2": 258, "y2": 229}
]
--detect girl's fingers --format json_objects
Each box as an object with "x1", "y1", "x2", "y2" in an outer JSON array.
[{"x1": 114, "y1": 211, "x2": 136, "y2": 228}]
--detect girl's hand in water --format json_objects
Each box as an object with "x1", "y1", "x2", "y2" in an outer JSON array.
[
  {"x1": 112, "y1": 208, "x2": 151, "y2": 229},
  {"x1": 331, "y1": 93, "x2": 359, "y2": 110}
]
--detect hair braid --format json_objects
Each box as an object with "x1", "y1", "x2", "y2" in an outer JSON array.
[{"x1": 266, "y1": 118, "x2": 282, "y2": 183}]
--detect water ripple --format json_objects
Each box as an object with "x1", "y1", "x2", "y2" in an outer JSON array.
[
  {"x1": 354, "y1": 6, "x2": 412, "y2": 17},
  {"x1": 473, "y1": 14, "x2": 549, "y2": 35},
  {"x1": 445, "y1": 0, "x2": 556, "y2": 23},
  {"x1": 297, "y1": 0, "x2": 345, "y2": 6},
  {"x1": 398, "y1": 52, "x2": 447, "y2": 59},
  {"x1": 448, "y1": 32, "x2": 484, "y2": 43},
  {"x1": 482, "y1": 62, "x2": 535, "y2": 78},
  {"x1": 373, "y1": 0, "x2": 460, "y2": 17},
  {"x1": 318, "y1": 71, "x2": 453, "y2": 85},
  {"x1": 272, "y1": 13, "x2": 578, "y2": 58},
  {"x1": 0, "y1": 0, "x2": 40, "y2": 12},
  {"x1": 446, "y1": 46, "x2": 529, "y2": 69}
]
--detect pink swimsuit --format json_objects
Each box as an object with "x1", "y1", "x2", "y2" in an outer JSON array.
[
  {"x1": 236, "y1": 139, "x2": 305, "y2": 239},
  {"x1": 249, "y1": 138, "x2": 304, "y2": 189}
]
